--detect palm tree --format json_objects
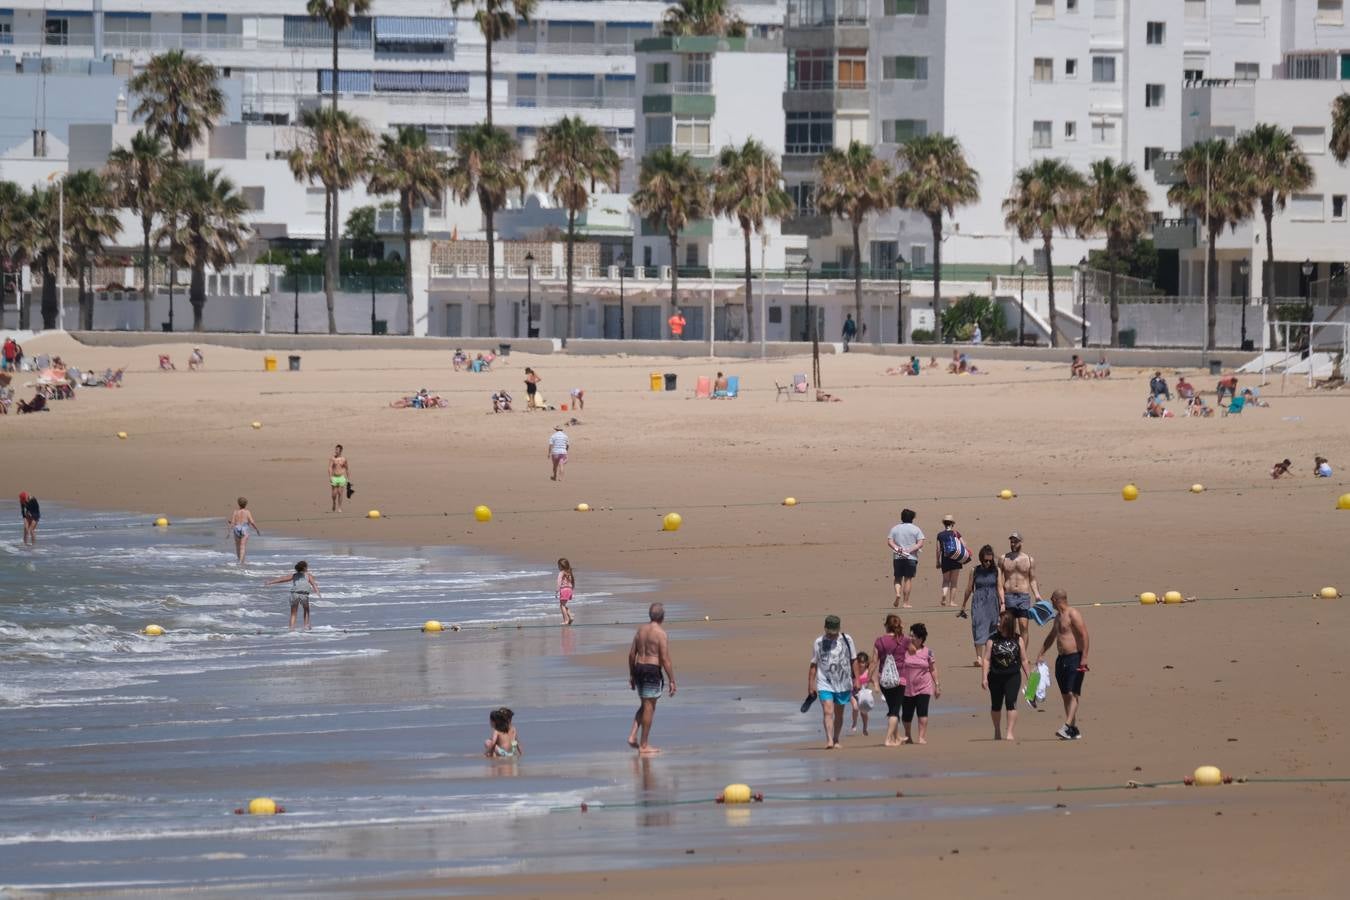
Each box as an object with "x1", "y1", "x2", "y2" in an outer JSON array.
[
  {"x1": 1236, "y1": 124, "x2": 1314, "y2": 333},
  {"x1": 631, "y1": 147, "x2": 710, "y2": 323},
  {"x1": 895, "y1": 134, "x2": 980, "y2": 341},
  {"x1": 106, "y1": 132, "x2": 170, "y2": 331},
  {"x1": 662, "y1": 0, "x2": 747, "y2": 36},
  {"x1": 27, "y1": 186, "x2": 63, "y2": 329},
  {"x1": 157, "y1": 167, "x2": 249, "y2": 332},
  {"x1": 1080, "y1": 159, "x2": 1151, "y2": 347},
  {"x1": 1002, "y1": 159, "x2": 1088, "y2": 348},
  {"x1": 367, "y1": 127, "x2": 448, "y2": 335},
  {"x1": 452, "y1": 0, "x2": 539, "y2": 127},
  {"x1": 445, "y1": 124, "x2": 528, "y2": 338},
  {"x1": 288, "y1": 107, "x2": 376, "y2": 333},
  {"x1": 533, "y1": 116, "x2": 622, "y2": 339},
  {"x1": 63, "y1": 170, "x2": 121, "y2": 331},
  {"x1": 712, "y1": 139, "x2": 792, "y2": 343},
  {"x1": 0, "y1": 181, "x2": 31, "y2": 328},
  {"x1": 1331, "y1": 94, "x2": 1350, "y2": 164},
  {"x1": 1167, "y1": 139, "x2": 1255, "y2": 351},
  {"x1": 815, "y1": 141, "x2": 891, "y2": 330}
]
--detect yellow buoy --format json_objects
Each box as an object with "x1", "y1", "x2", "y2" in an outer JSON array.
[
  {"x1": 1122, "y1": 483, "x2": 1140, "y2": 501},
  {"x1": 154, "y1": 517, "x2": 169, "y2": 527},
  {"x1": 1139, "y1": 592, "x2": 1158, "y2": 605},
  {"x1": 662, "y1": 512, "x2": 682, "y2": 532},
  {"x1": 247, "y1": 797, "x2": 278, "y2": 815},
  {"x1": 422, "y1": 620, "x2": 444, "y2": 633},
  {"x1": 143, "y1": 624, "x2": 164, "y2": 636},
  {"x1": 998, "y1": 489, "x2": 1014, "y2": 500},
  {"x1": 1338, "y1": 493, "x2": 1350, "y2": 510},
  {"x1": 783, "y1": 497, "x2": 797, "y2": 507},
  {"x1": 1193, "y1": 766, "x2": 1223, "y2": 787},
  {"x1": 366, "y1": 510, "x2": 381, "y2": 519},
  {"x1": 1164, "y1": 590, "x2": 1183, "y2": 604},
  {"x1": 722, "y1": 783, "x2": 752, "y2": 804},
  {"x1": 474, "y1": 505, "x2": 492, "y2": 523},
  {"x1": 1190, "y1": 484, "x2": 1205, "y2": 494},
  {"x1": 575, "y1": 503, "x2": 590, "y2": 512},
  {"x1": 251, "y1": 421, "x2": 262, "y2": 430},
  {"x1": 1319, "y1": 586, "x2": 1340, "y2": 600},
  {"x1": 116, "y1": 431, "x2": 128, "y2": 440}
]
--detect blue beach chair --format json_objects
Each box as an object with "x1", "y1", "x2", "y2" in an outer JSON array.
[
  {"x1": 725, "y1": 375, "x2": 740, "y2": 398},
  {"x1": 1222, "y1": 394, "x2": 1246, "y2": 416}
]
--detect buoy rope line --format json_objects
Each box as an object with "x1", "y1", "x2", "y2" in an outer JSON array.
[{"x1": 548, "y1": 775, "x2": 1350, "y2": 813}]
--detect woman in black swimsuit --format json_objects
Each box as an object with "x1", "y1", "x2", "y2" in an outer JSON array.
[{"x1": 524, "y1": 367, "x2": 541, "y2": 410}]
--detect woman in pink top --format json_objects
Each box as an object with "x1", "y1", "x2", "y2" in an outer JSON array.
[
  {"x1": 556, "y1": 558, "x2": 575, "y2": 626},
  {"x1": 900, "y1": 623, "x2": 940, "y2": 745},
  {"x1": 870, "y1": 614, "x2": 909, "y2": 747}
]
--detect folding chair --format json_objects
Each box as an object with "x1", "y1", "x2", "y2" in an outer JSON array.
[
  {"x1": 695, "y1": 376, "x2": 712, "y2": 399},
  {"x1": 725, "y1": 376, "x2": 740, "y2": 398},
  {"x1": 1221, "y1": 394, "x2": 1246, "y2": 416}
]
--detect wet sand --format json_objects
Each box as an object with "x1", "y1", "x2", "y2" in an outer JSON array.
[{"x1": 3, "y1": 334, "x2": 1349, "y2": 896}]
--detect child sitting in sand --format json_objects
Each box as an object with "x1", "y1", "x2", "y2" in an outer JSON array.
[
  {"x1": 492, "y1": 389, "x2": 513, "y2": 412},
  {"x1": 1271, "y1": 458, "x2": 1292, "y2": 479},
  {"x1": 158, "y1": 354, "x2": 175, "y2": 371},
  {"x1": 484, "y1": 707, "x2": 522, "y2": 759},
  {"x1": 850, "y1": 650, "x2": 872, "y2": 735},
  {"x1": 1314, "y1": 456, "x2": 1333, "y2": 477}
]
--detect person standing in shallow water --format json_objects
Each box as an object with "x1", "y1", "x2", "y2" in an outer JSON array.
[
  {"x1": 628, "y1": 602, "x2": 675, "y2": 755},
  {"x1": 266, "y1": 560, "x2": 320, "y2": 631},
  {"x1": 19, "y1": 492, "x2": 40, "y2": 545},
  {"x1": 227, "y1": 497, "x2": 260, "y2": 566}
]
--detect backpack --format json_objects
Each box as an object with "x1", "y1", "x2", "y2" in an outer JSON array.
[{"x1": 879, "y1": 636, "x2": 903, "y2": 689}]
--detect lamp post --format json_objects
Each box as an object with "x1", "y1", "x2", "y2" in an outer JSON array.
[
  {"x1": 1239, "y1": 258, "x2": 1251, "y2": 350},
  {"x1": 1017, "y1": 256, "x2": 1028, "y2": 346},
  {"x1": 802, "y1": 253, "x2": 814, "y2": 343},
  {"x1": 46, "y1": 171, "x2": 66, "y2": 331},
  {"x1": 369, "y1": 254, "x2": 379, "y2": 335},
  {"x1": 1301, "y1": 258, "x2": 1314, "y2": 349},
  {"x1": 291, "y1": 250, "x2": 301, "y2": 335},
  {"x1": 524, "y1": 252, "x2": 535, "y2": 339},
  {"x1": 896, "y1": 253, "x2": 906, "y2": 344},
  {"x1": 1078, "y1": 256, "x2": 1089, "y2": 348},
  {"x1": 616, "y1": 253, "x2": 627, "y2": 340}
]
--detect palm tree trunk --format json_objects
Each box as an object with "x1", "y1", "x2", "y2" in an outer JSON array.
[
  {"x1": 930, "y1": 214, "x2": 942, "y2": 341},
  {"x1": 485, "y1": 204, "x2": 497, "y2": 338},
  {"x1": 743, "y1": 225, "x2": 754, "y2": 343},
  {"x1": 668, "y1": 231, "x2": 679, "y2": 337},
  {"x1": 141, "y1": 219, "x2": 153, "y2": 331},
  {"x1": 485, "y1": 32, "x2": 494, "y2": 128},
  {"x1": 1263, "y1": 197, "x2": 1276, "y2": 350},
  {"x1": 401, "y1": 193, "x2": 415, "y2": 334},
  {"x1": 326, "y1": 191, "x2": 338, "y2": 334},
  {"x1": 851, "y1": 219, "x2": 863, "y2": 331},
  {"x1": 565, "y1": 208, "x2": 576, "y2": 339},
  {"x1": 1108, "y1": 241, "x2": 1119, "y2": 347},
  {"x1": 1207, "y1": 220, "x2": 1219, "y2": 351},
  {"x1": 78, "y1": 266, "x2": 90, "y2": 331},
  {"x1": 1043, "y1": 236, "x2": 1057, "y2": 348},
  {"x1": 40, "y1": 260, "x2": 57, "y2": 329},
  {"x1": 191, "y1": 257, "x2": 206, "y2": 332}
]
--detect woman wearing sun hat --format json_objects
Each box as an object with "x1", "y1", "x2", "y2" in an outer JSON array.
[{"x1": 935, "y1": 514, "x2": 969, "y2": 607}]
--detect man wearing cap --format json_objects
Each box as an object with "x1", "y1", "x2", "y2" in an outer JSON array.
[
  {"x1": 807, "y1": 615, "x2": 860, "y2": 749},
  {"x1": 999, "y1": 531, "x2": 1041, "y2": 642},
  {"x1": 935, "y1": 514, "x2": 967, "y2": 607},
  {"x1": 887, "y1": 508, "x2": 924, "y2": 609}
]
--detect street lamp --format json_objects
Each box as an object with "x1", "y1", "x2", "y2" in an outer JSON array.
[
  {"x1": 369, "y1": 254, "x2": 380, "y2": 334},
  {"x1": 1301, "y1": 258, "x2": 1314, "y2": 337},
  {"x1": 896, "y1": 253, "x2": 906, "y2": 345},
  {"x1": 291, "y1": 250, "x2": 301, "y2": 335},
  {"x1": 1239, "y1": 258, "x2": 1251, "y2": 350},
  {"x1": 616, "y1": 253, "x2": 627, "y2": 340},
  {"x1": 524, "y1": 252, "x2": 535, "y2": 339},
  {"x1": 46, "y1": 171, "x2": 65, "y2": 332},
  {"x1": 1078, "y1": 256, "x2": 1089, "y2": 348},
  {"x1": 801, "y1": 253, "x2": 819, "y2": 387},
  {"x1": 1017, "y1": 256, "x2": 1028, "y2": 346}
]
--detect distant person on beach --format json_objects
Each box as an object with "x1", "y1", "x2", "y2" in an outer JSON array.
[
  {"x1": 228, "y1": 497, "x2": 261, "y2": 566},
  {"x1": 1216, "y1": 373, "x2": 1238, "y2": 405},
  {"x1": 266, "y1": 560, "x2": 320, "y2": 631},
  {"x1": 887, "y1": 508, "x2": 924, "y2": 609},
  {"x1": 901, "y1": 623, "x2": 940, "y2": 745},
  {"x1": 627, "y1": 602, "x2": 675, "y2": 755},
  {"x1": 188, "y1": 347, "x2": 204, "y2": 371},
  {"x1": 850, "y1": 650, "x2": 872, "y2": 735},
  {"x1": 1037, "y1": 590, "x2": 1091, "y2": 741},
  {"x1": 524, "y1": 367, "x2": 542, "y2": 410},
  {"x1": 329, "y1": 445, "x2": 350, "y2": 513},
  {"x1": 1070, "y1": 355, "x2": 1087, "y2": 378},
  {"x1": 569, "y1": 387, "x2": 584, "y2": 411},
  {"x1": 998, "y1": 531, "x2": 1040, "y2": 643},
  {"x1": 871, "y1": 614, "x2": 909, "y2": 747},
  {"x1": 19, "y1": 491, "x2": 39, "y2": 545},
  {"x1": 935, "y1": 514, "x2": 967, "y2": 607},
  {"x1": 1150, "y1": 371, "x2": 1170, "y2": 400},
  {"x1": 1314, "y1": 455, "x2": 1333, "y2": 477},
  {"x1": 1176, "y1": 375, "x2": 1195, "y2": 399},
  {"x1": 842, "y1": 313, "x2": 857, "y2": 351},
  {"x1": 713, "y1": 372, "x2": 729, "y2": 396},
  {"x1": 1271, "y1": 458, "x2": 1293, "y2": 479},
  {"x1": 668, "y1": 309, "x2": 686, "y2": 341},
  {"x1": 1094, "y1": 354, "x2": 1111, "y2": 378},
  {"x1": 808, "y1": 615, "x2": 859, "y2": 750},
  {"x1": 960, "y1": 544, "x2": 1005, "y2": 667},
  {"x1": 3, "y1": 336, "x2": 23, "y2": 370},
  {"x1": 556, "y1": 557, "x2": 576, "y2": 626},
  {"x1": 548, "y1": 426, "x2": 570, "y2": 481},
  {"x1": 982, "y1": 610, "x2": 1029, "y2": 741},
  {"x1": 484, "y1": 707, "x2": 522, "y2": 759}
]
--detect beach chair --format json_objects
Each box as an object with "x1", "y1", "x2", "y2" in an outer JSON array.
[
  {"x1": 726, "y1": 375, "x2": 740, "y2": 398},
  {"x1": 792, "y1": 373, "x2": 809, "y2": 395},
  {"x1": 1222, "y1": 394, "x2": 1246, "y2": 416},
  {"x1": 695, "y1": 376, "x2": 712, "y2": 399}
]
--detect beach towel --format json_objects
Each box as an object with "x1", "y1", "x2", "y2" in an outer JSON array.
[{"x1": 1027, "y1": 599, "x2": 1057, "y2": 626}]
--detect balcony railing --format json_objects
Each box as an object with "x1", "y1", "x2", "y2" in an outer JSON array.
[
  {"x1": 1275, "y1": 50, "x2": 1343, "y2": 80},
  {"x1": 376, "y1": 209, "x2": 428, "y2": 235},
  {"x1": 21, "y1": 30, "x2": 378, "y2": 53},
  {"x1": 785, "y1": 142, "x2": 833, "y2": 155},
  {"x1": 645, "y1": 141, "x2": 714, "y2": 157},
  {"x1": 514, "y1": 95, "x2": 633, "y2": 109},
  {"x1": 499, "y1": 39, "x2": 638, "y2": 57},
  {"x1": 786, "y1": 0, "x2": 869, "y2": 28}
]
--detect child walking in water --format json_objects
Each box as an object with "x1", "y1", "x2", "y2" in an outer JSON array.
[
  {"x1": 850, "y1": 650, "x2": 872, "y2": 735},
  {"x1": 556, "y1": 558, "x2": 576, "y2": 626},
  {"x1": 265, "y1": 561, "x2": 319, "y2": 631},
  {"x1": 484, "y1": 707, "x2": 522, "y2": 759},
  {"x1": 228, "y1": 497, "x2": 261, "y2": 566}
]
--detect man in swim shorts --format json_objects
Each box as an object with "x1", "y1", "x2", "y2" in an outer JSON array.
[
  {"x1": 329, "y1": 444, "x2": 349, "y2": 513},
  {"x1": 999, "y1": 531, "x2": 1041, "y2": 644},
  {"x1": 1037, "y1": 589, "x2": 1090, "y2": 740},
  {"x1": 807, "y1": 615, "x2": 859, "y2": 749},
  {"x1": 887, "y1": 508, "x2": 925, "y2": 609},
  {"x1": 627, "y1": 602, "x2": 675, "y2": 755}
]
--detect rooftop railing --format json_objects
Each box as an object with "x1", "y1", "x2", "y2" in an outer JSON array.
[{"x1": 786, "y1": 0, "x2": 869, "y2": 28}]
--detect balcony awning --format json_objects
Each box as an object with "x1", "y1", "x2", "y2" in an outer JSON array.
[
  {"x1": 373, "y1": 70, "x2": 468, "y2": 92},
  {"x1": 374, "y1": 16, "x2": 454, "y2": 42},
  {"x1": 318, "y1": 70, "x2": 373, "y2": 93}
]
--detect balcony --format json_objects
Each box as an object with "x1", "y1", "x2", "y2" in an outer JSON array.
[
  {"x1": 645, "y1": 141, "x2": 714, "y2": 158},
  {"x1": 376, "y1": 208, "x2": 426, "y2": 236},
  {"x1": 1276, "y1": 50, "x2": 1347, "y2": 80},
  {"x1": 786, "y1": 0, "x2": 869, "y2": 28},
  {"x1": 499, "y1": 39, "x2": 635, "y2": 57},
  {"x1": 514, "y1": 95, "x2": 634, "y2": 110},
  {"x1": 1152, "y1": 217, "x2": 1197, "y2": 250}
]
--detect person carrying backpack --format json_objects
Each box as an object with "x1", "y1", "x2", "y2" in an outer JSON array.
[
  {"x1": 870, "y1": 614, "x2": 910, "y2": 747},
  {"x1": 935, "y1": 514, "x2": 970, "y2": 607}
]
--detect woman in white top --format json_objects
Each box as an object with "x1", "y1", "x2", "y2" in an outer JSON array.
[{"x1": 548, "y1": 427, "x2": 569, "y2": 481}]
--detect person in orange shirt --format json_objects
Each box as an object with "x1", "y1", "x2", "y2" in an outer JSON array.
[{"x1": 667, "y1": 309, "x2": 686, "y2": 340}]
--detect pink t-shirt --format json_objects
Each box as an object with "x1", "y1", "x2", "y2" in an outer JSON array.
[{"x1": 901, "y1": 647, "x2": 936, "y2": 697}]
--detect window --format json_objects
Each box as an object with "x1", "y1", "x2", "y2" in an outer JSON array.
[
  {"x1": 1185, "y1": 0, "x2": 1206, "y2": 19},
  {"x1": 884, "y1": 0, "x2": 929, "y2": 14},
  {"x1": 1064, "y1": 121, "x2": 1077, "y2": 141},
  {"x1": 645, "y1": 115, "x2": 672, "y2": 146},
  {"x1": 909, "y1": 244, "x2": 927, "y2": 269},
  {"x1": 884, "y1": 119, "x2": 928, "y2": 143},
  {"x1": 838, "y1": 49, "x2": 867, "y2": 87},
  {"x1": 788, "y1": 49, "x2": 832, "y2": 90},
  {"x1": 0, "y1": 20, "x2": 11, "y2": 45},
  {"x1": 786, "y1": 112, "x2": 834, "y2": 155},
  {"x1": 1092, "y1": 56, "x2": 1116, "y2": 83},
  {"x1": 1290, "y1": 193, "x2": 1324, "y2": 220},
  {"x1": 1184, "y1": 68, "x2": 1205, "y2": 83},
  {"x1": 1095, "y1": 0, "x2": 1117, "y2": 18},
  {"x1": 1318, "y1": 1, "x2": 1344, "y2": 25},
  {"x1": 1146, "y1": 21, "x2": 1165, "y2": 44},
  {"x1": 1235, "y1": 62, "x2": 1260, "y2": 80},
  {"x1": 1033, "y1": 120, "x2": 1053, "y2": 148},
  {"x1": 1065, "y1": 58, "x2": 1078, "y2": 78},
  {"x1": 673, "y1": 117, "x2": 710, "y2": 151},
  {"x1": 789, "y1": 182, "x2": 817, "y2": 215},
  {"x1": 1033, "y1": 248, "x2": 1048, "y2": 273},
  {"x1": 1145, "y1": 83, "x2": 1165, "y2": 107},
  {"x1": 1034, "y1": 0, "x2": 1054, "y2": 19},
  {"x1": 649, "y1": 63, "x2": 669, "y2": 84},
  {"x1": 1144, "y1": 146, "x2": 1164, "y2": 170},
  {"x1": 768, "y1": 306, "x2": 782, "y2": 324},
  {"x1": 1091, "y1": 120, "x2": 1116, "y2": 144},
  {"x1": 44, "y1": 17, "x2": 69, "y2": 46},
  {"x1": 685, "y1": 242, "x2": 699, "y2": 268},
  {"x1": 1335, "y1": 195, "x2": 1348, "y2": 220},
  {"x1": 306, "y1": 187, "x2": 326, "y2": 213},
  {"x1": 884, "y1": 55, "x2": 928, "y2": 81},
  {"x1": 1235, "y1": 0, "x2": 1261, "y2": 19},
  {"x1": 1067, "y1": 0, "x2": 1078, "y2": 9},
  {"x1": 681, "y1": 52, "x2": 711, "y2": 86},
  {"x1": 1293, "y1": 126, "x2": 1327, "y2": 154},
  {"x1": 1034, "y1": 57, "x2": 1054, "y2": 83}
]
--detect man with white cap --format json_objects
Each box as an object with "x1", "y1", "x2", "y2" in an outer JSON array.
[{"x1": 999, "y1": 531, "x2": 1041, "y2": 643}]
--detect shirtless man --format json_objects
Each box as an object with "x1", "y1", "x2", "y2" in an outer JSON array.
[
  {"x1": 328, "y1": 445, "x2": 350, "y2": 513},
  {"x1": 627, "y1": 602, "x2": 676, "y2": 755},
  {"x1": 998, "y1": 531, "x2": 1041, "y2": 643},
  {"x1": 1037, "y1": 589, "x2": 1090, "y2": 740}
]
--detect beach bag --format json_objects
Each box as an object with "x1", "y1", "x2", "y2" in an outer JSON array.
[
  {"x1": 1025, "y1": 661, "x2": 1051, "y2": 705},
  {"x1": 857, "y1": 687, "x2": 875, "y2": 711},
  {"x1": 879, "y1": 639, "x2": 902, "y2": 689},
  {"x1": 940, "y1": 530, "x2": 971, "y2": 565}
]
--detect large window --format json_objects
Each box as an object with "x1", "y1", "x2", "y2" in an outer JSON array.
[
  {"x1": 44, "y1": 17, "x2": 69, "y2": 46},
  {"x1": 1033, "y1": 57, "x2": 1054, "y2": 82},
  {"x1": 788, "y1": 49, "x2": 832, "y2": 89},
  {"x1": 1092, "y1": 56, "x2": 1116, "y2": 83},
  {"x1": 884, "y1": 119, "x2": 928, "y2": 143},
  {"x1": 1091, "y1": 120, "x2": 1117, "y2": 144},
  {"x1": 1145, "y1": 83, "x2": 1165, "y2": 107},
  {"x1": 645, "y1": 115, "x2": 673, "y2": 146},
  {"x1": 884, "y1": 0, "x2": 929, "y2": 14},
  {"x1": 1235, "y1": 0, "x2": 1261, "y2": 19},
  {"x1": 1146, "y1": 21, "x2": 1165, "y2": 44},
  {"x1": 374, "y1": 17, "x2": 455, "y2": 56},
  {"x1": 1095, "y1": 0, "x2": 1117, "y2": 17},
  {"x1": 1290, "y1": 193, "x2": 1325, "y2": 220},
  {"x1": 1144, "y1": 146, "x2": 1164, "y2": 170},
  {"x1": 883, "y1": 55, "x2": 927, "y2": 80},
  {"x1": 1293, "y1": 126, "x2": 1327, "y2": 154},
  {"x1": 1032, "y1": 120, "x2": 1053, "y2": 148},
  {"x1": 674, "y1": 117, "x2": 711, "y2": 152},
  {"x1": 789, "y1": 182, "x2": 817, "y2": 215},
  {"x1": 786, "y1": 112, "x2": 834, "y2": 154},
  {"x1": 1235, "y1": 61, "x2": 1260, "y2": 80},
  {"x1": 838, "y1": 48, "x2": 867, "y2": 87},
  {"x1": 1319, "y1": 1, "x2": 1344, "y2": 25},
  {"x1": 680, "y1": 52, "x2": 711, "y2": 86},
  {"x1": 1185, "y1": 0, "x2": 1207, "y2": 19},
  {"x1": 649, "y1": 62, "x2": 670, "y2": 84}
]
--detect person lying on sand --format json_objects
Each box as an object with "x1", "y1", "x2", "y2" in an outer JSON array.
[
  {"x1": 816, "y1": 390, "x2": 842, "y2": 402},
  {"x1": 1144, "y1": 397, "x2": 1173, "y2": 418}
]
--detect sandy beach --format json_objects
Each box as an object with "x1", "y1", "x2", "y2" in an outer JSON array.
[{"x1": 3, "y1": 333, "x2": 1348, "y2": 897}]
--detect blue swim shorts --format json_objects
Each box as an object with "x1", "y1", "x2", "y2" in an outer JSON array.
[{"x1": 817, "y1": 689, "x2": 852, "y2": 705}]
